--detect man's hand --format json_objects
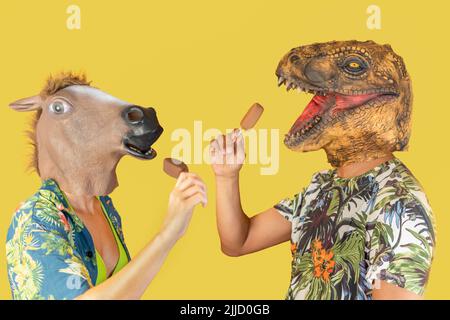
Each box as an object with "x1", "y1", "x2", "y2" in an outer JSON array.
[
  {"x1": 210, "y1": 129, "x2": 291, "y2": 257},
  {"x1": 210, "y1": 129, "x2": 245, "y2": 178}
]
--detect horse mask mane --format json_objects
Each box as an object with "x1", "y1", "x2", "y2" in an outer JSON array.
[{"x1": 10, "y1": 72, "x2": 163, "y2": 196}]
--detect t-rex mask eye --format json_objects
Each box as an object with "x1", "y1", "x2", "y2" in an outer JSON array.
[
  {"x1": 289, "y1": 54, "x2": 301, "y2": 64},
  {"x1": 340, "y1": 55, "x2": 369, "y2": 76}
]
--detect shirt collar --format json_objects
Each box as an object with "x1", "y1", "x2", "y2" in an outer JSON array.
[
  {"x1": 331, "y1": 158, "x2": 400, "y2": 185},
  {"x1": 38, "y1": 178, "x2": 83, "y2": 226},
  {"x1": 39, "y1": 179, "x2": 131, "y2": 260}
]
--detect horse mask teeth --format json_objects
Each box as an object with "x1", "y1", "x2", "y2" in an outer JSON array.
[
  {"x1": 276, "y1": 40, "x2": 411, "y2": 167},
  {"x1": 9, "y1": 72, "x2": 164, "y2": 196}
]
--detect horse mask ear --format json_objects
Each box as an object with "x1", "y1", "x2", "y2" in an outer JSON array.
[{"x1": 9, "y1": 95, "x2": 43, "y2": 112}]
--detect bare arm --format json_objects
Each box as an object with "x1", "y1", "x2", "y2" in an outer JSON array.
[
  {"x1": 372, "y1": 281, "x2": 424, "y2": 300},
  {"x1": 77, "y1": 172, "x2": 207, "y2": 300},
  {"x1": 211, "y1": 130, "x2": 291, "y2": 257},
  {"x1": 77, "y1": 231, "x2": 175, "y2": 299}
]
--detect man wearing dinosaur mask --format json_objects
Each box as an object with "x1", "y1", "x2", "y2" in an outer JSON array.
[{"x1": 209, "y1": 40, "x2": 435, "y2": 300}]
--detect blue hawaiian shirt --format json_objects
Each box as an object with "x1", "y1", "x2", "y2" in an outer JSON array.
[{"x1": 5, "y1": 179, "x2": 131, "y2": 300}]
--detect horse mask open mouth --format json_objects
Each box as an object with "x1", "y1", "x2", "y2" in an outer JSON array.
[
  {"x1": 122, "y1": 106, "x2": 163, "y2": 160},
  {"x1": 275, "y1": 40, "x2": 412, "y2": 167},
  {"x1": 9, "y1": 72, "x2": 164, "y2": 196}
]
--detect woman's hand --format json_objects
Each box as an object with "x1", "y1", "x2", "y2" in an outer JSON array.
[
  {"x1": 162, "y1": 172, "x2": 208, "y2": 241},
  {"x1": 76, "y1": 172, "x2": 207, "y2": 300},
  {"x1": 210, "y1": 129, "x2": 245, "y2": 178}
]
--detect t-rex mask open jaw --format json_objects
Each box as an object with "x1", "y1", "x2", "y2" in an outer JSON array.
[{"x1": 276, "y1": 40, "x2": 412, "y2": 167}]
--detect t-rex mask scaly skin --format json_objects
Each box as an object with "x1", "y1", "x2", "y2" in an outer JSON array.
[{"x1": 276, "y1": 40, "x2": 412, "y2": 167}]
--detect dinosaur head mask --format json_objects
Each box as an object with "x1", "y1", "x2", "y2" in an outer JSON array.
[{"x1": 276, "y1": 40, "x2": 412, "y2": 167}]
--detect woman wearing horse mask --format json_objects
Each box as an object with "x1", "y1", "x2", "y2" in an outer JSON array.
[{"x1": 6, "y1": 73, "x2": 207, "y2": 300}]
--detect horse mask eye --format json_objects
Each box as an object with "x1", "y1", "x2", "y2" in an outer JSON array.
[{"x1": 49, "y1": 100, "x2": 71, "y2": 114}]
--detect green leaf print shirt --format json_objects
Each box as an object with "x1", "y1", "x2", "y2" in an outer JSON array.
[
  {"x1": 5, "y1": 179, "x2": 131, "y2": 300},
  {"x1": 274, "y1": 158, "x2": 435, "y2": 300}
]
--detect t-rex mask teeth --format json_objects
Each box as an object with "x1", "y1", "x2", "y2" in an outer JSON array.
[
  {"x1": 163, "y1": 158, "x2": 189, "y2": 179},
  {"x1": 288, "y1": 92, "x2": 383, "y2": 135},
  {"x1": 240, "y1": 103, "x2": 264, "y2": 130}
]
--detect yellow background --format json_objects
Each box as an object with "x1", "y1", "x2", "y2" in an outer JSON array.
[{"x1": 0, "y1": 0, "x2": 448, "y2": 299}]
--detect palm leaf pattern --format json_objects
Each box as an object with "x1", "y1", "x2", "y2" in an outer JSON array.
[
  {"x1": 6, "y1": 179, "x2": 129, "y2": 299},
  {"x1": 275, "y1": 158, "x2": 435, "y2": 300}
]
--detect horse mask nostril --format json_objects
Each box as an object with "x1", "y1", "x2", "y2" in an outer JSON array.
[{"x1": 124, "y1": 106, "x2": 145, "y2": 125}]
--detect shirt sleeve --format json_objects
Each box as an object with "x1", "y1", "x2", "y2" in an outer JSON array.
[
  {"x1": 274, "y1": 192, "x2": 303, "y2": 222},
  {"x1": 366, "y1": 197, "x2": 436, "y2": 296},
  {"x1": 6, "y1": 206, "x2": 93, "y2": 300}
]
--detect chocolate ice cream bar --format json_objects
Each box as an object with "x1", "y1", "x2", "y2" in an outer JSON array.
[
  {"x1": 163, "y1": 158, "x2": 189, "y2": 178},
  {"x1": 240, "y1": 103, "x2": 264, "y2": 130}
]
